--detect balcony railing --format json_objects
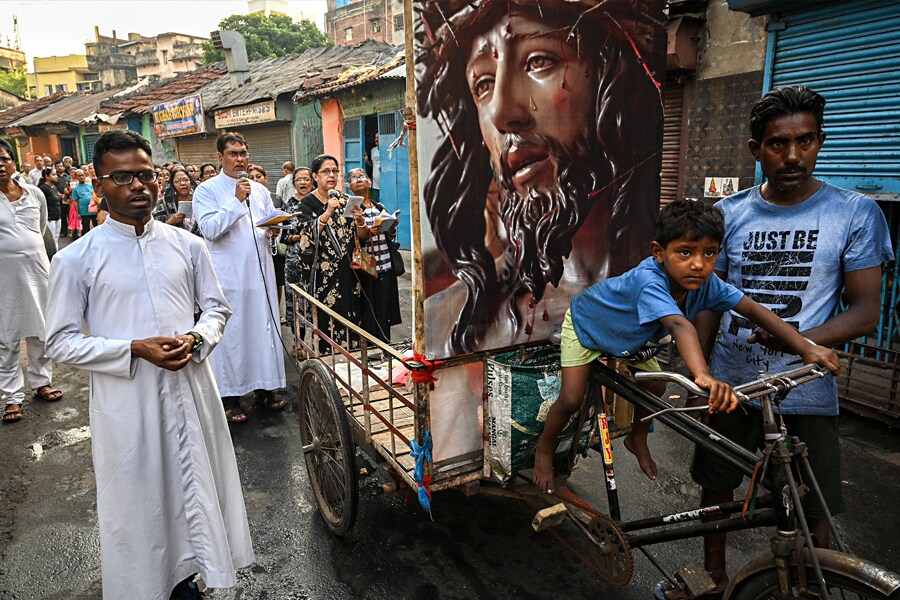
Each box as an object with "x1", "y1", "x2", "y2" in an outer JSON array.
[
  {"x1": 172, "y1": 44, "x2": 203, "y2": 60},
  {"x1": 87, "y1": 53, "x2": 136, "y2": 70},
  {"x1": 135, "y1": 51, "x2": 159, "y2": 67}
]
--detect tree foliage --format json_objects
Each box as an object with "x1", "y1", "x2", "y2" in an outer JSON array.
[
  {"x1": 0, "y1": 68, "x2": 27, "y2": 98},
  {"x1": 202, "y1": 14, "x2": 332, "y2": 64}
]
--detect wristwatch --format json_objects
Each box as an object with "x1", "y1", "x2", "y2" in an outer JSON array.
[{"x1": 187, "y1": 331, "x2": 204, "y2": 352}]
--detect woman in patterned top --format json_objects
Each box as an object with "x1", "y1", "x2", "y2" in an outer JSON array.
[
  {"x1": 152, "y1": 165, "x2": 196, "y2": 231},
  {"x1": 295, "y1": 155, "x2": 367, "y2": 352},
  {"x1": 348, "y1": 167, "x2": 401, "y2": 347},
  {"x1": 281, "y1": 166, "x2": 315, "y2": 338}
]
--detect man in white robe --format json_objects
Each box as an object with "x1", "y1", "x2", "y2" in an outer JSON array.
[
  {"x1": 44, "y1": 131, "x2": 254, "y2": 600},
  {"x1": 193, "y1": 132, "x2": 286, "y2": 422},
  {"x1": 0, "y1": 140, "x2": 62, "y2": 424}
]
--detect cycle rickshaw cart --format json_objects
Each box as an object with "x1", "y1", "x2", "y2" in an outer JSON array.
[
  {"x1": 289, "y1": 1, "x2": 900, "y2": 596},
  {"x1": 293, "y1": 283, "x2": 900, "y2": 600}
]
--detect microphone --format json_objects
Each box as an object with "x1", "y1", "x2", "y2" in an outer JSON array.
[
  {"x1": 237, "y1": 172, "x2": 249, "y2": 206},
  {"x1": 328, "y1": 189, "x2": 339, "y2": 198}
]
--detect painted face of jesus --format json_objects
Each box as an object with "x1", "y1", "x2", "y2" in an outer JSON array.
[
  {"x1": 466, "y1": 10, "x2": 596, "y2": 197},
  {"x1": 465, "y1": 9, "x2": 601, "y2": 299}
]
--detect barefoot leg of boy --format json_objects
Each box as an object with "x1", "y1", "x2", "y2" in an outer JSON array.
[
  {"x1": 623, "y1": 378, "x2": 666, "y2": 480},
  {"x1": 534, "y1": 362, "x2": 592, "y2": 494}
]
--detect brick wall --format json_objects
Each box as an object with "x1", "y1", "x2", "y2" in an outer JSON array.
[{"x1": 325, "y1": 0, "x2": 394, "y2": 46}]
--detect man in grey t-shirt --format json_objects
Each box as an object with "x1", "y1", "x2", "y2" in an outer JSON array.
[{"x1": 685, "y1": 86, "x2": 892, "y2": 596}]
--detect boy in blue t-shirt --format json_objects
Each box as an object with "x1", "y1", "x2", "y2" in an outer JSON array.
[{"x1": 533, "y1": 200, "x2": 839, "y2": 493}]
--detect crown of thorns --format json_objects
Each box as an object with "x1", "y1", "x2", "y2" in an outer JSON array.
[{"x1": 415, "y1": 0, "x2": 660, "y2": 115}]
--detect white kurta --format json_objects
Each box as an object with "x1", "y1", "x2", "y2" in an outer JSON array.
[
  {"x1": 44, "y1": 218, "x2": 254, "y2": 600},
  {"x1": 193, "y1": 172, "x2": 286, "y2": 396},
  {"x1": 0, "y1": 182, "x2": 49, "y2": 342}
]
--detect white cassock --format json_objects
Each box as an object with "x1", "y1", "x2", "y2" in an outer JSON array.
[
  {"x1": 44, "y1": 217, "x2": 254, "y2": 600},
  {"x1": 193, "y1": 172, "x2": 286, "y2": 396},
  {"x1": 0, "y1": 182, "x2": 52, "y2": 404}
]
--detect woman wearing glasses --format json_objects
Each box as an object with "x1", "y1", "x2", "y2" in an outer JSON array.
[
  {"x1": 281, "y1": 166, "x2": 314, "y2": 339},
  {"x1": 348, "y1": 167, "x2": 401, "y2": 350},
  {"x1": 153, "y1": 165, "x2": 197, "y2": 231},
  {"x1": 294, "y1": 155, "x2": 366, "y2": 352}
]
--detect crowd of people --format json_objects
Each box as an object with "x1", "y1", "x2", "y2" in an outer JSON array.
[
  {"x1": 0, "y1": 128, "x2": 406, "y2": 598},
  {"x1": 0, "y1": 84, "x2": 892, "y2": 599}
]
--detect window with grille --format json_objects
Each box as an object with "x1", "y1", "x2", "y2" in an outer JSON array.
[
  {"x1": 344, "y1": 118, "x2": 360, "y2": 138},
  {"x1": 83, "y1": 135, "x2": 100, "y2": 162},
  {"x1": 393, "y1": 14, "x2": 404, "y2": 31},
  {"x1": 378, "y1": 112, "x2": 397, "y2": 136}
]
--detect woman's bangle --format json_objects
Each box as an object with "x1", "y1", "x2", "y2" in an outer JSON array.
[{"x1": 318, "y1": 216, "x2": 328, "y2": 226}]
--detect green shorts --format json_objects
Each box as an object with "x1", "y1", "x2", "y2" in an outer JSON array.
[
  {"x1": 560, "y1": 309, "x2": 660, "y2": 373},
  {"x1": 690, "y1": 410, "x2": 843, "y2": 518}
]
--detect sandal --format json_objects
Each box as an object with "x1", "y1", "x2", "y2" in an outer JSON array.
[
  {"x1": 34, "y1": 385, "x2": 63, "y2": 402},
  {"x1": 222, "y1": 397, "x2": 248, "y2": 423},
  {"x1": 254, "y1": 390, "x2": 286, "y2": 411},
  {"x1": 2, "y1": 403, "x2": 23, "y2": 423}
]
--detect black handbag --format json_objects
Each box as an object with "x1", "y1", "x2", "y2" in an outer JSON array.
[{"x1": 387, "y1": 238, "x2": 405, "y2": 276}]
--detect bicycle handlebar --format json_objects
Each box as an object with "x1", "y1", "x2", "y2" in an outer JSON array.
[{"x1": 634, "y1": 364, "x2": 830, "y2": 421}]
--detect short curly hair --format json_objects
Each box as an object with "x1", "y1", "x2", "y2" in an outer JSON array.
[{"x1": 750, "y1": 86, "x2": 826, "y2": 141}]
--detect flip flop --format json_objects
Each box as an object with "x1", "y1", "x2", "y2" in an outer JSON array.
[
  {"x1": 34, "y1": 386, "x2": 63, "y2": 402},
  {"x1": 2, "y1": 403, "x2": 23, "y2": 423},
  {"x1": 223, "y1": 397, "x2": 248, "y2": 423},
  {"x1": 254, "y1": 390, "x2": 286, "y2": 411}
]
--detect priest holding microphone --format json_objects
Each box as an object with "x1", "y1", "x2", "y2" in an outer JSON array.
[{"x1": 193, "y1": 132, "x2": 286, "y2": 423}]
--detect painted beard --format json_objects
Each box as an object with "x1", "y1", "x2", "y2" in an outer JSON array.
[{"x1": 494, "y1": 131, "x2": 600, "y2": 302}]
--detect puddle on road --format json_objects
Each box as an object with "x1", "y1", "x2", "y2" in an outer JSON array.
[{"x1": 29, "y1": 425, "x2": 92, "y2": 460}]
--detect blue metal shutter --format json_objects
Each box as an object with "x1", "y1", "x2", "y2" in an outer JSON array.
[{"x1": 767, "y1": 0, "x2": 900, "y2": 200}]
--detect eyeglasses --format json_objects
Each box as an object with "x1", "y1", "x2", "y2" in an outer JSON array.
[
  {"x1": 225, "y1": 151, "x2": 249, "y2": 159},
  {"x1": 0, "y1": 156, "x2": 13, "y2": 164},
  {"x1": 294, "y1": 177, "x2": 312, "y2": 183},
  {"x1": 317, "y1": 168, "x2": 340, "y2": 176},
  {"x1": 349, "y1": 175, "x2": 369, "y2": 183},
  {"x1": 172, "y1": 177, "x2": 191, "y2": 185},
  {"x1": 98, "y1": 170, "x2": 159, "y2": 185}
]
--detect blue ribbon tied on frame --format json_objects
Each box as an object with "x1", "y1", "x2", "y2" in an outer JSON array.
[{"x1": 409, "y1": 430, "x2": 434, "y2": 520}]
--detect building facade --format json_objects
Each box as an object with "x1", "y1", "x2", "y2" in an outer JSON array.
[
  {"x1": 324, "y1": 0, "x2": 396, "y2": 46},
  {"x1": 26, "y1": 55, "x2": 98, "y2": 98}
]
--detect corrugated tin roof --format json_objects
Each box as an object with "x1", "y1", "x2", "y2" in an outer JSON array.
[
  {"x1": 200, "y1": 40, "x2": 396, "y2": 111},
  {"x1": 0, "y1": 92, "x2": 72, "y2": 128},
  {"x1": 9, "y1": 87, "x2": 125, "y2": 127},
  {"x1": 292, "y1": 45, "x2": 405, "y2": 103},
  {"x1": 97, "y1": 66, "x2": 225, "y2": 117},
  {"x1": 378, "y1": 64, "x2": 406, "y2": 80}
]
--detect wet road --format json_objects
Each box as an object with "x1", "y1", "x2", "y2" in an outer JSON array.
[{"x1": 1, "y1": 246, "x2": 899, "y2": 599}]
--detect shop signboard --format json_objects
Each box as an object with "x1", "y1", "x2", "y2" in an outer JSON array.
[
  {"x1": 152, "y1": 94, "x2": 205, "y2": 139},
  {"x1": 214, "y1": 100, "x2": 277, "y2": 128}
]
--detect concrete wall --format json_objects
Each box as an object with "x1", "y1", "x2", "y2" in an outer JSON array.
[
  {"x1": 28, "y1": 55, "x2": 95, "y2": 97},
  {"x1": 320, "y1": 98, "x2": 345, "y2": 191},
  {"x1": 696, "y1": 0, "x2": 768, "y2": 80},
  {"x1": 291, "y1": 101, "x2": 324, "y2": 168}
]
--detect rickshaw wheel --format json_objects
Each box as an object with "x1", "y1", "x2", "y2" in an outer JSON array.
[
  {"x1": 298, "y1": 359, "x2": 359, "y2": 536},
  {"x1": 587, "y1": 514, "x2": 634, "y2": 586}
]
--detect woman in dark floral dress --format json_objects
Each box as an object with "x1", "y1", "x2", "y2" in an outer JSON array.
[
  {"x1": 281, "y1": 166, "x2": 314, "y2": 338},
  {"x1": 294, "y1": 155, "x2": 367, "y2": 352}
]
